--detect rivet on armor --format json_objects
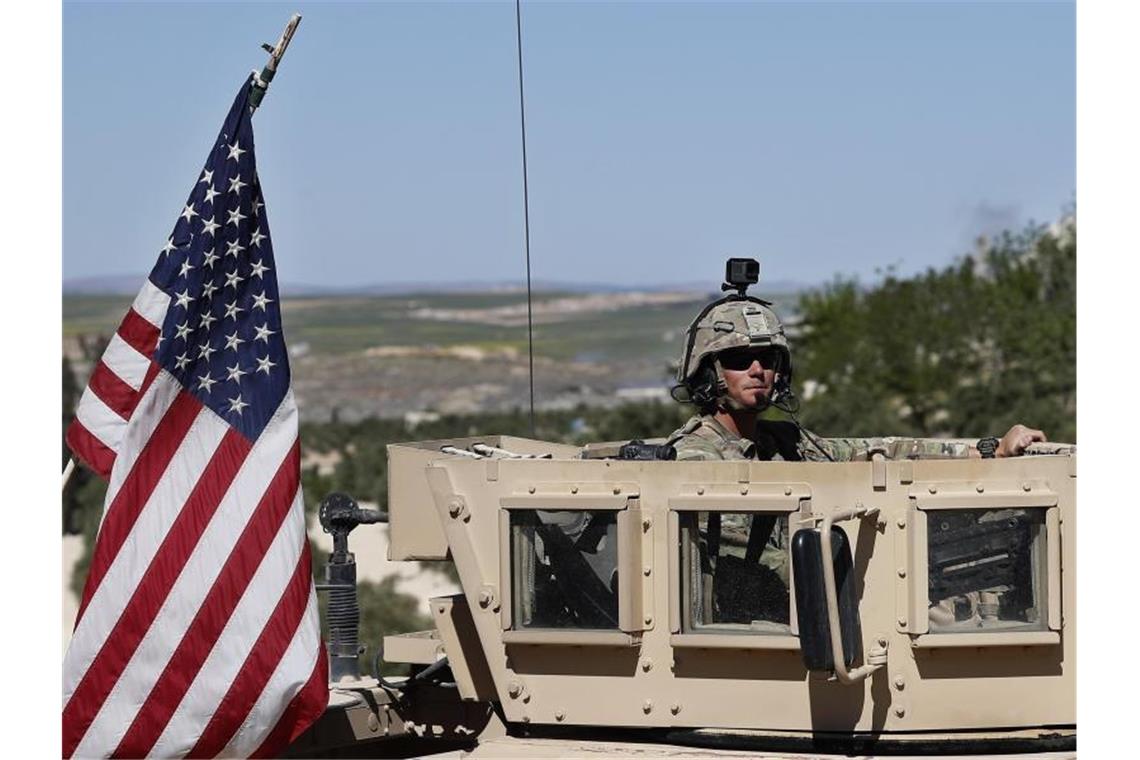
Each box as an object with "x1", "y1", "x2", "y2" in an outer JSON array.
[
  {"x1": 570, "y1": 485, "x2": 578, "y2": 494},
  {"x1": 894, "y1": 676, "x2": 905, "y2": 690},
  {"x1": 613, "y1": 486, "x2": 622, "y2": 495},
  {"x1": 898, "y1": 617, "x2": 908, "y2": 627},
  {"x1": 1022, "y1": 482, "x2": 1032, "y2": 492},
  {"x1": 740, "y1": 486, "x2": 748, "y2": 495},
  {"x1": 528, "y1": 486, "x2": 536, "y2": 494},
  {"x1": 643, "y1": 699, "x2": 654, "y2": 714},
  {"x1": 928, "y1": 485, "x2": 938, "y2": 494},
  {"x1": 641, "y1": 657, "x2": 653, "y2": 672},
  {"x1": 508, "y1": 681, "x2": 522, "y2": 699},
  {"x1": 643, "y1": 566, "x2": 652, "y2": 577},
  {"x1": 478, "y1": 590, "x2": 493, "y2": 608},
  {"x1": 367, "y1": 713, "x2": 380, "y2": 733},
  {"x1": 555, "y1": 710, "x2": 565, "y2": 722},
  {"x1": 897, "y1": 567, "x2": 906, "y2": 578},
  {"x1": 670, "y1": 703, "x2": 682, "y2": 715},
  {"x1": 976, "y1": 483, "x2": 985, "y2": 493},
  {"x1": 696, "y1": 487, "x2": 705, "y2": 495},
  {"x1": 447, "y1": 499, "x2": 462, "y2": 518},
  {"x1": 784, "y1": 486, "x2": 793, "y2": 496},
  {"x1": 644, "y1": 616, "x2": 653, "y2": 626},
  {"x1": 522, "y1": 715, "x2": 531, "y2": 723},
  {"x1": 642, "y1": 518, "x2": 652, "y2": 531},
  {"x1": 894, "y1": 705, "x2": 906, "y2": 718},
  {"x1": 897, "y1": 517, "x2": 906, "y2": 528}
]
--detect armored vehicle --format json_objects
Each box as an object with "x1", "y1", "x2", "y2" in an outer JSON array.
[{"x1": 286, "y1": 430, "x2": 1076, "y2": 757}]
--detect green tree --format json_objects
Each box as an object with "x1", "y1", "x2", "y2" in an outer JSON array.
[{"x1": 794, "y1": 218, "x2": 1075, "y2": 442}]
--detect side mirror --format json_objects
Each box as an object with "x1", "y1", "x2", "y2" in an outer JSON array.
[{"x1": 792, "y1": 526, "x2": 861, "y2": 672}]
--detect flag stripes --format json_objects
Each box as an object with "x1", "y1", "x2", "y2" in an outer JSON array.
[
  {"x1": 65, "y1": 419, "x2": 117, "y2": 479},
  {"x1": 116, "y1": 307, "x2": 163, "y2": 358},
  {"x1": 87, "y1": 360, "x2": 140, "y2": 421},
  {"x1": 63, "y1": 423, "x2": 250, "y2": 757},
  {"x1": 249, "y1": 647, "x2": 328, "y2": 759},
  {"x1": 110, "y1": 438, "x2": 301, "y2": 757},
  {"x1": 75, "y1": 389, "x2": 204, "y2": 625},
  {"x1": 68, "y1": 285, "x2": 169, "y2": 478},
  {"x1": 189, "y1": 537, "x2": 313, "y2": 758},
  {"x1": 149, "y1": 443, "x2": 304, "y2": 757},
  {"x1": 101, "y1": 334, "x2": 151, "y2": 391},
  {"x1": 66, "y1": 398, "x2": 307, "y2": 758}
]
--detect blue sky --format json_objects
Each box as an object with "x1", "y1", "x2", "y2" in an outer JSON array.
[{"x1": 64, "y1": 1, "x2": 1074, "y2": 290}]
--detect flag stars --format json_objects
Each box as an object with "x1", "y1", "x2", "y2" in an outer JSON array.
[
  {"x1": 201, "y1": 216, "x2": 220, "y2": 236},
  {"x1": 203, "y1": 249, "x2": 220, "y2": 269},
  {"x1": 254, "y1": 323, "x2": 276, "y2": 343},
  {"x1": 224, "y1": 331, "x2": 245, "y2": 351},
  {"x1": 225, "y1": 239, "x2": 245, "y2": 257},
  {"x1": 197, "y1": 371, "x2": 217, "y2": 394},
  {"x1": 228, "y1": 176, "x2": 247, "y2": 195},
  {"x1": 180, "y1": 203, "x2": 199, "y2": 223},
  {"x1": 224, "y1": 270, "x2": 245, "y2": 289},
  {"x1": 161, "y1": 237, "x2": 177, "y2": 257},
  {"x1": 175, "y1": 352, "x2": 192, "y2": 370},
  {"x1": 252, "y1": 292, "x2": 273, "y2": 311},
  {"x1": 202, "y1": 280, "x2": 219, "y2": 299},
  {"x1": 224, "y1": 300, "x2": 245, "y2": 321},
  {"x1": 174, "y1": 321, "x2": 192, "y2": 341},
  {"x1": 225, "y1": 362, "x2": 248, "y2": 382},
  {"x1": 226, "y1": 206, "x2": 246, "y2": 226},
  {"x1": 249, "y1": 259, "x2": 270, "y2": 279},
  {"x1": 199, "y1": 311, "x2": 218, "y2": 330},
  {"x1": 250, "y1": 228, "x2": 266, "y2": 247},
  {"x1": 174, "y1": 289, "x2": 194, "y2": 309},
  {"x1": 202, "y1": 185, "x2": 220, "y2": 205},
  {"x1": 198, "y1": 169, "x2": 214, "y2": 185},
  {"x1": 256, "y1": 355, "x2": 277, "y2": 376},
  {"x1": 227, "y1": 394, "x2": 249, "y2": 416},
  {"x1": 226, "y1": 140, "x2": 245, "y2": 161},
  {"x1": 198, "y1": 340, "x2": 217, "y2": 362},
  {"x1": 178, "y1": 259, "x2": 195, "y2": 278}
]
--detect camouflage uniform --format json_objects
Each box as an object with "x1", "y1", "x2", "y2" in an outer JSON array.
[{"x1": 667, "y1": 413, "x2": 973, "y2": 463}]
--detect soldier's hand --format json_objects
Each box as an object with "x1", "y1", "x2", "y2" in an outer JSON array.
[{"x1": 997, "y1": 425, "x2": 1047, "y2": 457}]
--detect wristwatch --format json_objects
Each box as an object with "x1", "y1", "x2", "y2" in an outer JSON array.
[{"x1": 976, "y1": 436, "x2": 1000, "y2": 459}]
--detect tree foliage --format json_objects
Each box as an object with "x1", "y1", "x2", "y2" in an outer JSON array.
[{"x1": 793, "y1": 219, "x2": 1075, "y2": 442}]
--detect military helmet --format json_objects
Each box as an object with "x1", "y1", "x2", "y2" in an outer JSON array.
[{"x1": 677, "y1": 296, "x2": 792, "y2": 386}]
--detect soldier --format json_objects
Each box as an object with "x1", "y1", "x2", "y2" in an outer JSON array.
[{"x1": 666, "y1": 289, "x2": 1046, "y2": 463}]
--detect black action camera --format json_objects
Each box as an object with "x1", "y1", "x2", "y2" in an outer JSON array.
[{"x1": 723, "y1": 258, "x2": 760, "y2": 295}]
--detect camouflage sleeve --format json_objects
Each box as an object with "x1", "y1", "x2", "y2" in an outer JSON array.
[
  {"x1": 673, "y1": 435, "x2": 727, "y2": 461},
  {"x1": 808, "y1": 434, "x2": 973, "y2": 462}
]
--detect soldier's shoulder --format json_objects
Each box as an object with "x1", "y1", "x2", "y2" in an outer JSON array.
[{"x1": 668, "y1": 416, "x2": 727, "y2": 461}]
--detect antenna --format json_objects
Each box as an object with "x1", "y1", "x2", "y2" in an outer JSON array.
[{"x1": 515, "y1": 0, "x2": 536, "y2": 437}]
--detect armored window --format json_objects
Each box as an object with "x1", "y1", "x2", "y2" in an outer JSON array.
[
  {"x1": 509, "y1": 509, "x2": 620, "y2": 631},
  {"x1": 905, "y1": 483, "x2": 1062, "y2": 647},
  {"x1": 680, "y1": 511, "x2": 792, "y2": 635},
  {"x1": 927, "y1": 508, "x2": 1048, "y2": 634}
]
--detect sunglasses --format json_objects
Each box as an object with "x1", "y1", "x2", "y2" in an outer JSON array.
[{"x1": 718, "y1": 348, "x2": 783, "y2": 372}]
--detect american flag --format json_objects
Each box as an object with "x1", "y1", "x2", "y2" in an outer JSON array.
[{"x1": 63, "y1": 78, "x2": 328, "y2": 758}]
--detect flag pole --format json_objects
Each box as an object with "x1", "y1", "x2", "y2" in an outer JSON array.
[
  {"x1": 62, "y1": 15, "x2": 301, "y2": 489},
  {"x1": 63, "y1": 457, "x2": 76, "y2": 491},
  {"x1": 249, "y1": 13, "x2": 303, "y2": 112}
]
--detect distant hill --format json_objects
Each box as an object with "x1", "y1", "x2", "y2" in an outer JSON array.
[{"x1": 62, "y1": 276, "x2": 814, "y2": 298}]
